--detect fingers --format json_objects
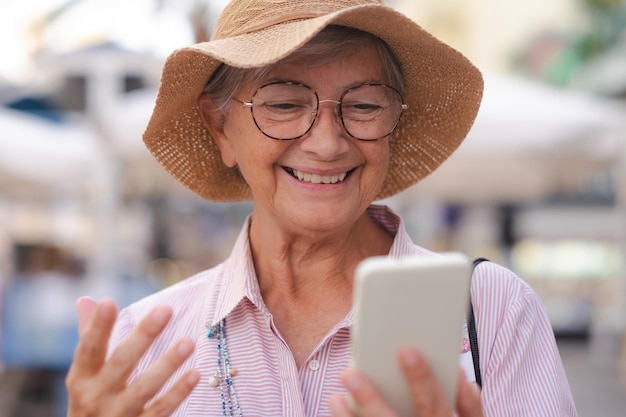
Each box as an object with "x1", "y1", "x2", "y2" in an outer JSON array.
[
  {"x1": 68, "y1": 302, "x2": 197, "y2": 417},
  {"x1": 398, "y1": 347, "x2": 452, "y2": 417},
  {"x1": 66, "y1": 299, "x2": 119, "y2": 416},
  {"x1": 98, "y1": 305, "x2": 174, "y2": 390},
  {"x1": 76, "y1": 296, "x2": 98, "y2": 335},
  {"x1": 120, "y1": 338, "x2": 196, "y2": 416},
  {"x1": 69, "y1": 298, "x2": 119, "y2": 380},
  {"x1": 456, "y1": 369, "x2": 484, "y2": 417},
  {"x1": 141, "y1": 369, "x2": 199, "y2": 417},
  {"x1": 337, "y1": 369, "x2": 397, "y2": 417},
  {"x1": 335, "y1": 347, "x2": 483, "y2": 417},
  {"x1": 329, "y1": 394, "x2": 355, "y2": 417}
]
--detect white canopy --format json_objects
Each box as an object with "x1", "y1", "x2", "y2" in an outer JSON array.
[
  {"x1": 412, "y1": 74, "x2": 623, "y2": 203},
  {"x1": 0, "y1": 108, "x2": 97, "y2": 191}
]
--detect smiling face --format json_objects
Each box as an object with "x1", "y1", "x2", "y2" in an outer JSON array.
[{"x1": 200, "y1": 41, "x2": 391, "y2": 235}]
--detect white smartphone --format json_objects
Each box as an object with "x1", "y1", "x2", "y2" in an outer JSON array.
[{"x1": 350, "y1": 253, "x2": 472, "y2": 417}]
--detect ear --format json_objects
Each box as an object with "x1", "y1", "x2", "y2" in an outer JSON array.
[{"x1": 198, "y1": 94, "x2": 238, "y2": 168}]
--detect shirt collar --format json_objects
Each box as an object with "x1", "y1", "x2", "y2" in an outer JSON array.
[
  {"x1": 210, "y1": 215, "x2": 265, "y2": 327},
  {"x1": 209, "y1": 205, "x2": 414, "y2": 327}
]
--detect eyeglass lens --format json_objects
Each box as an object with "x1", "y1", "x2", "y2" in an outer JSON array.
[{"x1": 248, "y1": 82, "x2": 404, "y2": 140}]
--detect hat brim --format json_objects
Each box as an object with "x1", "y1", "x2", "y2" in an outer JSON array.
[{"x1": 143, "y1": 4, "x2": 484, "y2": 201}]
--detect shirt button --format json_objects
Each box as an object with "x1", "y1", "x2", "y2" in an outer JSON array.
[{"x1": 308, "y1": 359, "x2": 320, "y2": 371}]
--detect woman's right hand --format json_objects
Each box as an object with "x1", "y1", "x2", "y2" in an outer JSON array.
[
  {"x1": 66, "y1": 297, "x2": 200, "y2": 417},
  {"x1": 330, "y1": 346, "x2": 484, "y2": 417}
]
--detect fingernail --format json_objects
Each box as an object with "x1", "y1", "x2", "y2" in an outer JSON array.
[
  {"x1": 151, "y1": 306, "x2": 171, "y2": 325},
  {"x1": 187, "y1": 370, "x2": 200, "y2": 385},
  {"x1": 329, "y1": 395, "x2": 350, "y2": 414},
  {"x1": 177, "y1": 339, "x2": 194, "y2": 356},
  {"x1": 399, "y1": 347, "x2": 421, "y2": 367},
  {"x1": 97, "y1": 300, "x2": 115, "y2": 320},
  {"x1": 344, "y1": 371, "x2": 363, "y2": 391},
  {"x1": 469, "y1": 381, "x2": 481, "y2": 394}
]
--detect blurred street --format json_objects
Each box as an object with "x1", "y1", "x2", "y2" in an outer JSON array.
[{"x1": 558, "y1": 338, "x2": 626, "y2": 417}]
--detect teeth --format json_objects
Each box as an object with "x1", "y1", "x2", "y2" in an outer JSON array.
[{"x1": 291, "y1": 169, "x2": 348, "y2": 184}]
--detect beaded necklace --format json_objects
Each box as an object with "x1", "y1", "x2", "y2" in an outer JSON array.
[{"x1": 208, "y1": 318, "x2": 243, "y2": 417}]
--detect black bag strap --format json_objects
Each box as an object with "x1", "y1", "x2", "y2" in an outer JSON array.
[{"x1": 469, "y1": 257, "x2": 489, "y2": 388}]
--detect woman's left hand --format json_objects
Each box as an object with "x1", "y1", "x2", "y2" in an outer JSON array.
[{"x1": 330, "y1": 346, "x2": 484, "y2": 417}]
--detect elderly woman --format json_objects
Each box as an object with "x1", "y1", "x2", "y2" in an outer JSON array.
[{"x1": 66, "y1": 0, "x2": 578, "y2": 416}]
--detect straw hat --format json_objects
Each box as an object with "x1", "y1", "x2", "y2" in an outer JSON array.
[{"x1": 143, "y1": 0, "x2": 484, "y2": 202}]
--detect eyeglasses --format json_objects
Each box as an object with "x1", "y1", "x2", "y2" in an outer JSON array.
[{"x1": 232, "y1": 81, "x2": 408, "y2": 141}]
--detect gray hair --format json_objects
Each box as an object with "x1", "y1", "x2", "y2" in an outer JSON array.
[{"x1": 202, "y1": 25, "x2": 405, "y2": 117}]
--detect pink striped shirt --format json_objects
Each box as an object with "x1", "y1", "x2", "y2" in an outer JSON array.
[{"x1": 110, "y1": 205, "x2": 577, "y2": 416}]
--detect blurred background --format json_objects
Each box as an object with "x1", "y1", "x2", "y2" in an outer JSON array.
[{"x1": 0, "y1": 0, "x2": 624, "y2": 416}]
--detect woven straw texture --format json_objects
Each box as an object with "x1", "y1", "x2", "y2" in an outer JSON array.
[{"x1": 143, "y1": 0, "x2": 484, "y2": 201}]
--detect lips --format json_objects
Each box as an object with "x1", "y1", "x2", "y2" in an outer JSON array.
[{"x1": 285, "y1": 168, "x2": 349, "y2": 184}]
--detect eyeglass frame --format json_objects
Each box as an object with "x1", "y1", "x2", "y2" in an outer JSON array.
[{"x1": 231, "y1": 81, "x2": 409, "y2": 141}]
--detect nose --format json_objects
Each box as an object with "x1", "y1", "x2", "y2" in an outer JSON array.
[{"x1": 299, "y1": 100, "x2": 349, "y2": 158}]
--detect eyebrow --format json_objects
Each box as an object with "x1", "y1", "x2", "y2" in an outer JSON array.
[{"x1": 258, "y1": 78, "x2": 388, "y2": 92}]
